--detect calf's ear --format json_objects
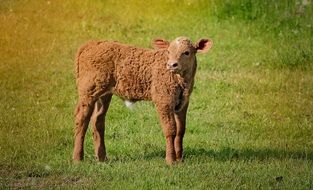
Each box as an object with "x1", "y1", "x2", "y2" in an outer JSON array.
[
  {"x1": 195, "y1": 38, "x2": 213, "y2": 53},
  {"x1": 152, "y1": 38, "x2": 170, "y2": 49}
]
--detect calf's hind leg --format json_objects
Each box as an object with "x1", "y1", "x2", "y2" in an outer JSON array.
[
  {"x1": 90, "y1": 94, "x2": 112, "y2": 161},
  {"x1": 73, "y1": 96, "x2": 96, "y2": 162}
]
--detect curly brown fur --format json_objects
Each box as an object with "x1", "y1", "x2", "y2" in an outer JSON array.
[{"x1": 73, "y1": 37, "x2": 213, "y2": 165}]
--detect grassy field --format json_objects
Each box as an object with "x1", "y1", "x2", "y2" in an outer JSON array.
[{"x1": 1, "y1": 0, "x2": 313, "y2": 189}]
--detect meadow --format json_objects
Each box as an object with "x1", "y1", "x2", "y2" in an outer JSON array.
[{"x1": 0, "y1": 0, "x2": 313, "y2": 189}]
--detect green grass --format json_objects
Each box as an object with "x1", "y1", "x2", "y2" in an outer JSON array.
[{"x1": 1, "y1": 0, "x2": 313, "y2": 189}]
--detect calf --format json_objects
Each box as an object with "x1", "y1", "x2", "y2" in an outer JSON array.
[{"x1": 73, "y1": 37, "x2": 213, "y2": 164}]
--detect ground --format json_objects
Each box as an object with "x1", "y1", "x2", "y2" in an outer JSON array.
[{"x1": 0, "y1": 0, "x2": 313, "y2": 189}]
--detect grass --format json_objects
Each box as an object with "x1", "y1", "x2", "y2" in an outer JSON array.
[{"x1": 0, "y1": 0, "x2": 313, "y2": 189}]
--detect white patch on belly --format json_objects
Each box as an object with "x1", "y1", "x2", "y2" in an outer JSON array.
[{"x1": 124, "y1": 100, "x2": 135, "y2": 110}]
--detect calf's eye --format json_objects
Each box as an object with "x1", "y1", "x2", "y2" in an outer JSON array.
[{"x1": 183, "y1": 51, "x2": 190, "y2": 56}]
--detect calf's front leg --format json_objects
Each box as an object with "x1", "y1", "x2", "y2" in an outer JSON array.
[
  {"x1": 156, "y1": 104, "x2": 177, "y2": 165},
  {"x1": 174, "y1": 102, "x2": 189, "y2": 161}
]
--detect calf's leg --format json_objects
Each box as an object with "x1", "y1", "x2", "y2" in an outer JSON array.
[
  {"x1": 73, "y1": 96, "x2": 96, "y2": 162},
  {"x1": 174, "y1": 102, "x2": 189, "y2": 161},
  {"x1": 156, "y1": 104, "x2": 177, "y2": 165},
  {"x1": 90, "y1": 94, "x2": 112, "y2": 161}
]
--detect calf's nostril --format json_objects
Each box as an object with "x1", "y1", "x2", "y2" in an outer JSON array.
[{"x1": 172, "y1": 63, "x2": 178, "y2": 68}]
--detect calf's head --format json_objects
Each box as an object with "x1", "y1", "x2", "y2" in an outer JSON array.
[{"x1": 153, "y1": 37, "x2": 213, "y2": 74}]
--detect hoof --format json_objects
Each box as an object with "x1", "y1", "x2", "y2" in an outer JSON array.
[
  {"x1": 166, "y1": 158, "x2": 176, "y2": 165},
  {"x1": 176, "y1": 158, "x2": 184, "y2": 163},
  {"x1": 72, "y1": 154, "x2": 83, "y2": 163},
  {"x1": 97, "y1": 156, "x2": 108, "y2": 162},
  {"x1": 73, "y1": 159, "x2": 82, "y2": 164}
]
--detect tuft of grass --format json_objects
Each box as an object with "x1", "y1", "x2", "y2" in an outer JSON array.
[{"x1": 0, "y1": 0, "x2": 312, "y2": 189}]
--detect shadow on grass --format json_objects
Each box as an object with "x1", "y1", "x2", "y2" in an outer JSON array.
[{"x1": 143, "y1": 147, "x2": 313, "y2": 161}]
